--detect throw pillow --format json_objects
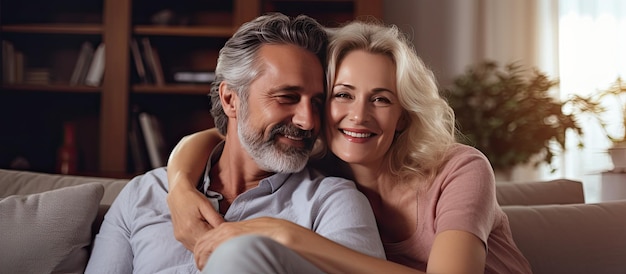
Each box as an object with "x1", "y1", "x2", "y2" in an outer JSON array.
[{"x1": 0, "y1": 183, "x2": 104, "y2": 273}]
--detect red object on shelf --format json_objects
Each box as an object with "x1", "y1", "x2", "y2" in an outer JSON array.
[{"x1": 57, "y1": 122, "x2": 78, "y2": 175}]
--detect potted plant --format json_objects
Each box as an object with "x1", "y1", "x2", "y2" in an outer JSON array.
[
  {"x1": 591, "y1": 77, "x2": 626, "y2": 171},
  {"x1": 445, "y1": 61, "x2": 590, "y2": 176}
]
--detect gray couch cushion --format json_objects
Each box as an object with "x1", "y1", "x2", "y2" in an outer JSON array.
[
  {"x1": 0, "y1": 183, "x2": 104, "y2": 273},
  {"x1": 503, "y1": 200, "x2": 626, "y2": 274}
]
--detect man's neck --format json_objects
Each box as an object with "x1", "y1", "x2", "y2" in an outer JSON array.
[{"x1": 209, "y1": 136, "x2": 274, "y2": 209}]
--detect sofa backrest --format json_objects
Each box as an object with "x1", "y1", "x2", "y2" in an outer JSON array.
[
  {"x1": 502, "y1": 200, "x2": 626, "y2": 274},
  {"x1": 0, "y1": 168, "x2": 129, "y2": 205},
  {"x1": 496, "y1": 179, "x2": 584, "y2": 206}
]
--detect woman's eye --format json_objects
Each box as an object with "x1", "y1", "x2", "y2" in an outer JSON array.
[
  {"x1": 334, "y1": 92, "x2": 352, "y2": 99},
  {"x1": 372, "y1": 96, "x2": 392, "y2": 104}
]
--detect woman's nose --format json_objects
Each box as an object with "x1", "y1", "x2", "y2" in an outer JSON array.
[{"x1": 348, "y1": 101, "x2": 369, "y2": 124}]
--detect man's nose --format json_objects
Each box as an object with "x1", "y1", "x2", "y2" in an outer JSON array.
[{"x1": 293, "y1": 101, "x2": 317, "y2": 131}]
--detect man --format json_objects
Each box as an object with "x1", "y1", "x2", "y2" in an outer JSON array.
[{"x1": 85, "y1": 13, "x2": 384, "y2": 273}]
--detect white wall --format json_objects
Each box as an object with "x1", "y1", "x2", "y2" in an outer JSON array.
[{"x1": 383, "y1": 0, "x2": 557, "y2": 88}]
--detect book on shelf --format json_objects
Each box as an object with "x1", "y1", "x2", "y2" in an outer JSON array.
[
  {"x1": 128, "y1": 106, "x2": 150, "y2": 173},
  {"x1": 2, "y1": 40, "x2": 25, "y2": 84},
  {"x1": 140, "y1": 38, "x2": 165, "y2": 86},
  {"x1": 14, "y1": 51, "x2": 24, "y2": 84},
  {"x1": 138, "y1": 112, "x2": 168, "y2": 169},
  {"x1": 23, "y1": 68, "x2": 51, "y2": 85},
  {"x1": 2, "y1": 40, "x2": 16, "y2": 84},
  {"x1": 84, "y1": 42, "x2": 106, "y2": 87},
  {"x1": 70, "y1": 41, "x2": 95, "y2": 86},
  {"x1": 130, "y1": 38, "x2": 151, "y2": 84}
]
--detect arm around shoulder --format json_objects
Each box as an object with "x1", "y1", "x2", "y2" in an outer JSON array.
[
  {"x1": 166, "y1": 128, "x2": 225, "y2": 250},
  {"x1": 167, "y1": 128, "x2": 224, "y2": 190}
]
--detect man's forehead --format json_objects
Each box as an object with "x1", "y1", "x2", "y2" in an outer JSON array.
[{"x1": 252, "y1": 44, "x2": 324, "y2": 94}]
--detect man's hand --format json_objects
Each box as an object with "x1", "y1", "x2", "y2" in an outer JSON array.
[
  {"x1": 193, "y1": 217, "x2": 297, "y2": 270},
  {"x1": 167, "y1": 183, "x2": 224, "y2": 250}
]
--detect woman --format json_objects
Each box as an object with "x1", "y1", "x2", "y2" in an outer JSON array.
[{"x1": 167, "y1": 20, "x2": 531, "y2": 273}]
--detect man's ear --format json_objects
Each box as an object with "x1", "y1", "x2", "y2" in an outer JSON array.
[{"x1": 219, "y1": 82, "x2": 237, "y2": 118}]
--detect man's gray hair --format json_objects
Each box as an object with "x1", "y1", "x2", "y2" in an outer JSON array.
[{"x1": 209, "y1": 13, "x2": 328, "y2": 134}]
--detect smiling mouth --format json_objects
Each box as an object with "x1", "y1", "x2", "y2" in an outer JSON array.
[
  {"x1": 341, "y1": 129, "x2": 374, "y2": 138},
  {"x1": 284, "y1": 134, "x2": 303, "y2": 141}
]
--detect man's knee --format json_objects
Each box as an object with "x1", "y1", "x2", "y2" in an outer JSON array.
[
  {"x1": 216, "y1": 234, "x2": 278, "y2": 258},
  {"x1": 203, "y1": 234, "x2": 324, "y2": 274},
  {"x1": 203, "y1": 235, "x2": 284, "y2": 273}
]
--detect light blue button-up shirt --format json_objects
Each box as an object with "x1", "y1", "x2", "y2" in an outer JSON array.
[{"x1": 86, "y1": 143, "x2": 384, "y2": 274}]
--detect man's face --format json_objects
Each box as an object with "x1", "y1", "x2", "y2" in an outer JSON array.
[{"x1": 238, "y1": 44, "x2": 325, "y2": 173}]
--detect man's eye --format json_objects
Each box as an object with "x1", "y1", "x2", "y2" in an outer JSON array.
[
  {"x1": 276, "y1": 95, "x2": 299, "y2": 104},
  {"x1": 313, "y1": 98, "x2": 324, "y2": 110}
]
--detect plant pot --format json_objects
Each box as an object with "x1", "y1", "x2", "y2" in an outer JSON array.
[{"x1": 608, "y1": 147, "x2": 626, "y2": 172}]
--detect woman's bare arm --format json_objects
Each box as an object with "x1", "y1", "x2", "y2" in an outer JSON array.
[
  {"x1": 166, "y1": 128, "x2": 225, "y2": 250},
  {"x1": 427, "y1": 230, "x2": 486, "y2": 274}
]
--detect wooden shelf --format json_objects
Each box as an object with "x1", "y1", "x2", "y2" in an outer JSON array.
[
  {"x1": 1, "y1": 24, "x2": 103, "y2": 35},
  {"x1": 133, "y1": 25, "x2": 234, "y2": 37},
  {"x1": 1, "y1": 0, "x2": 382, "y2": 177},
  {"x1": 2, "y1": 84, "x2": 101, "y2": 93},
  {"x1": 132, "y1": 84, "x2": 211, "y2": 95}
]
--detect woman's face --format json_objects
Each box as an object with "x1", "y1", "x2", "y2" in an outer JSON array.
[{"x1": 326, "y1": 50, "x2": 405, "y2": 166}]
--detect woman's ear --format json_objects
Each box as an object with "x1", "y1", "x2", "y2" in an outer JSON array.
[{"x1": 219, "y1": 82, "x2": 237, "y2": 118}]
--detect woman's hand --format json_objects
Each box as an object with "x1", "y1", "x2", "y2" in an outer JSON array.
[
  {"x1": 167, "y1": 181, "x2": 225, "y2": 251},
  {"x1": 193, "y1": 217, "x2": 295, "y2": 270}
]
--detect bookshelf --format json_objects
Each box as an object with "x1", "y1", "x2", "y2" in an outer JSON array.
[{"x1": 1, "y1": 0, "x2": 382, "y2": 178}]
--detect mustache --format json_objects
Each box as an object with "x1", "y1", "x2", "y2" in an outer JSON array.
[{"x1": 269, "y1": 124, "x2": 314, "y2": 143}]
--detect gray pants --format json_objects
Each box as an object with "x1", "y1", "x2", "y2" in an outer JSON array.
[{"x1": 202, "y1": 235, "x2": 326, "y2": 274}]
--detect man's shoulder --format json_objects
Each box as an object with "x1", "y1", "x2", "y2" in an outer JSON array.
[
  {"x1": 122, "y1": 167, "x2": 169, "y2": 194},
  {"x1": 293, "y1": 167, "x2": 358, "y2": 191}
]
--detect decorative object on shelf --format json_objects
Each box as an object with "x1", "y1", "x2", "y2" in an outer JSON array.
[
  {"x1": 609, "y1": 146, "x2": 626, "y2": 172},
  {"x1": 173, "y1": 71, "x2": 215, "y2": 84},
  {"x1": 57, "y1": 122, "x2": 78, "y2": 175},
  {"x1": 445, "y1": 61, "x2": 593, "y2": 174}
]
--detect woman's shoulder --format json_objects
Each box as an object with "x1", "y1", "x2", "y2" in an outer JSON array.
[
  {"x1": 438, "y1": 143, "x2": 493, "y2": 180},
  {"x1": 448, "y1": 143, "x2": 487, "y2": 157},
  {"x1": 443, "y1": 143, "x2": 490, "y2": 166}
]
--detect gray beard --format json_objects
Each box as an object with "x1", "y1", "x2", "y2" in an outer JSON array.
[{"x1": 237, "y1": 115, "x2": 310, "y2": 173}]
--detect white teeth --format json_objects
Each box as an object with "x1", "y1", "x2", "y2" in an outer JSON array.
[
  {"x1": 342, "y1": 130, "x2": 373, "y2": 138},
  {"x1": 285, "y1": 135, "x2": 303, "y2": 141}
]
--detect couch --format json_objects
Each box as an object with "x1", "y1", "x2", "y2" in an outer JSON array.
[{"x1": 1, "y1": 168, "x2": 625, "y2": 274}]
